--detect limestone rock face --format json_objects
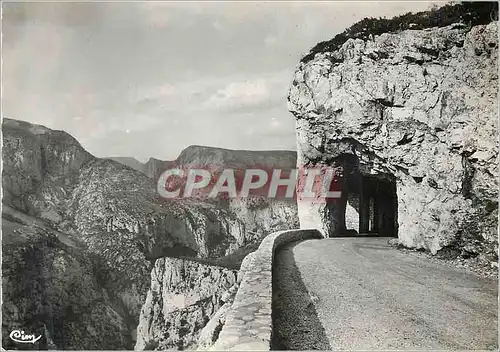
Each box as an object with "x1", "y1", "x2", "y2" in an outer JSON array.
[
  {"x1": 2, "y1": 119, "x2": 250, "y2": 323},
  {"x1": 109, "y1": 145, "x2": 300, "y2": 261},
  {"x1": 2, "y1": 118, "x2": 299, "y2": 349},
  {"x1": 289, "y1": 22, "x2": 498, "y2": 260},
  {"x1": 134, "y1": 258, "x2": 238, "y2": 351},
  {"x1": 196, "y1": 291, "x2": 237, "y2": 351},
  {"x1": 110, "y1": 146, "x2": 300, "y2": 245},
  {"x1": 227, "y1": 198, "x2": 299, "y2": 247},
  {"x1": 2, "y1": 118, "x2": 93, "y2": 217},
  {"x1": 175, "y1": 145, "x2": 296, "y2": 171},
  {"x1": 171, "y1": 145, "x2": 300, "y2": 247},
  {"x1": 69, "y1": 159, "x2": 246, "y2": 319},
  {"x1": 2, "y1": 219, "x2": 132, "y2": 350}
]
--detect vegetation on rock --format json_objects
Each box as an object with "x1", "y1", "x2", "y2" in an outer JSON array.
[{"x1": 301, "y1": 1, "x2": 498, "y2": 64}]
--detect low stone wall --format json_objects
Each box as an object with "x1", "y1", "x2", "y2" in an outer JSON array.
[{"x1": 209, "y1": 229, "x2": 324, "y2": 351}]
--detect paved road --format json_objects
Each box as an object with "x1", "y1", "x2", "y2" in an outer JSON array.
[{"x1": 272, "y1": 237, "x2": 498, "y2": 350}]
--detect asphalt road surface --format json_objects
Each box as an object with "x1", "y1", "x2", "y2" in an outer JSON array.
[{"x1": 272, "y1": 237, "x2": 498, "y2": 350}]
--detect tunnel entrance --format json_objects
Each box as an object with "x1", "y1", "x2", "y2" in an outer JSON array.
[
  {"x1": 327, "y1": 170, "x2": 398, "y2": 237},
  {"x1": 357, "y1": 175, "x2": 398, "y2": 237}
]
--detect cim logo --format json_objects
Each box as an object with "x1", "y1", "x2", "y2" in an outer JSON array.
[
  {"x1": 156, "y1": 165, "x2": 344, "y2": 203},
  {"x1": 9, "y1": 329, "x2": 42, "y2": 344}
]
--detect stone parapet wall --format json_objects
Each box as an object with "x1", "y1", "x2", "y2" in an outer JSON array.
[{"x1": 209, "y1": 229, "x2": 324, "y2": 350}]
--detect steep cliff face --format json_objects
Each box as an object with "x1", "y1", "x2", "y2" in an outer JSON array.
[
  {"x1": 135, "y1": 258, "x2": 238, "y2": 351},
  {"x1": 227, "y1": 198, "x2": 299, "y2": 243},
  {"x1": 289, "y1": 12, "x2": 498, "y2": 262},
  {"x1": 68, "y1": 158, "x2": 248, "y2": 319},
  {"x1": 110, "y1": 147, "x2": 298, "y2": 350},
  {"x1": 2, "y1": 215, "x2": 133, "y2": 350},
  {"x1": 2, "y1": 118, "x2": 299, "y2": 349},
  {"x1": 175, "y1": 145, "x2": 297, "y2": 170},
  {"x1": 110, "y1": 146, "x2": 300, "y2": 255},
  {"x1": 2, "y1": 118, "x2": 93, "y2": 218},
  {"x1": 172, "y1": 145, "x2": 300, "y2": 246},
  {"x1": 110, "y1": 146, "x2": 300, "y2": 241}
]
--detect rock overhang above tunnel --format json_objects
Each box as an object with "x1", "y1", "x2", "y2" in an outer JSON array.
[{"x1": 290, "y1": 17, "x2": 498, "y2": 255}]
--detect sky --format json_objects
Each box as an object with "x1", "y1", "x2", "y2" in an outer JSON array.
[{"x1": 2, "y1": 1, "x2": 439, "y2": 162}]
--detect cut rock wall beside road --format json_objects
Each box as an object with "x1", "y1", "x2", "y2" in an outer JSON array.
[
  {"x1": 207, "y1": 229, "x2": 324, "y2": 351},
  {"x1": 289, "y1": 21, "x2": 498, "y2": 260}
]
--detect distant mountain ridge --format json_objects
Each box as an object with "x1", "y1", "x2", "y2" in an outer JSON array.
[
  {"x1": 108, "y1": 157, "x2": 145, "y2": 172},
  {"x1": 110, "y1": 145, "x2": 297, "y2": 180}
]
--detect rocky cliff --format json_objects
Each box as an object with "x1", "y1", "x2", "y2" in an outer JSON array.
[
  {"x1": 175, "y1": 145, "x2": 296, "y2": 170},
  {"x1": 2, "y1": 210, "x2": 132, "y2": 350},
  {"x1": 2, "y1": 119, "x2": 93, "y2": 218},
  {"x1": 135, "y1": 258, "x2": 238, "y2": 351},
  {"x1": 2, "y1": 118, "x2": 298, "y2": 349},
  {"x1": 110, "y1": 146, "x2": 298, "y2": 350},
  {"x1": 110, "y1": 145, "x2": 299, "y2": 254},
  {"x1": 288, "y1": 3, "x2": 498, "y2": 264}
]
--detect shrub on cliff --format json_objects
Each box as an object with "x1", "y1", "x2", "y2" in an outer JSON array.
[{"x1": 301, "y1": 1, "x2": 498, "y2": 63}]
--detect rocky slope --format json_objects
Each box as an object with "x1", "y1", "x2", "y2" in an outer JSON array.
[
  {"x1": 111, "y1": 146, "x2": 298, "y2": 350},
  {"x1": 135, "y1": 258, "x2": 238, "y2": 351},
  {"x1": 2, "y1": 118, "x2": 298, "y2": 349},
  {"x1": 288, "y1": 4, "x2": 498, "y2": 264},
  {"x1": 2, "y1": 216, "x2": 132, "y2": 350}
]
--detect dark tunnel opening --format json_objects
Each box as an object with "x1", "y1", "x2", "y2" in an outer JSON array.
[
  {"x1": 325, "y1": 154, "x2": 398, "y2": 237},
  {"x1": 358, "y1": 174, "x2": 398, "y2": 237}
]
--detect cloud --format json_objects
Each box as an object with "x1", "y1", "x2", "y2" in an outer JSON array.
[
  {"x1": 198, "y1": 70, "x2": 292, "y2": 114},
  {"x1": 128, "y1": 69, "x2": 291, "y2": 118},
  {"x1": 3, "y1": 1, "x2": 438, "y2": 161},
  {"x1": 204, "y1": 79, "x2": 269, "y2": 110}
]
